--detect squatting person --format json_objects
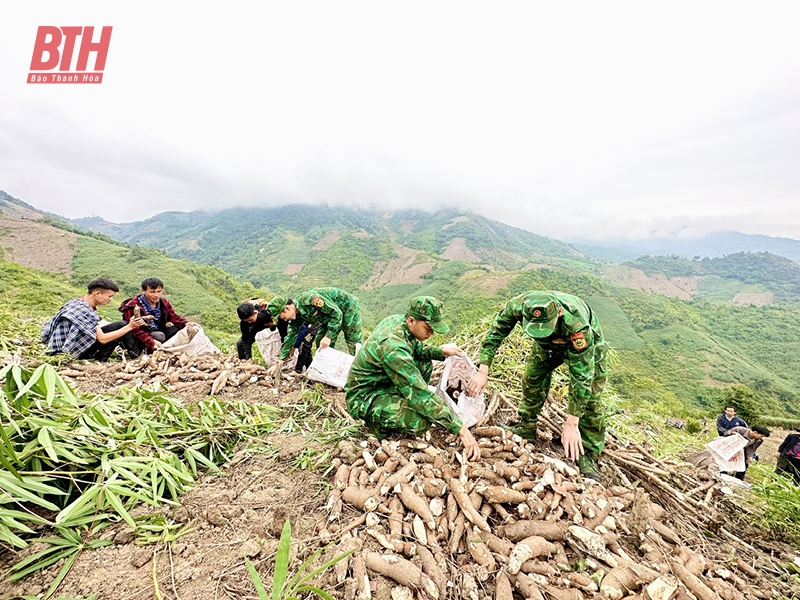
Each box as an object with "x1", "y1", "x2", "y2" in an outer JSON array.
[
  {"x1": 345, "y1": 296, "x2": 480, "y2": 461},
  {"x1": 41, "y1": 277, "x2": 146, "y2": 360}
]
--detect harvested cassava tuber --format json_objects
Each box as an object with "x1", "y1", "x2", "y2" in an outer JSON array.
[
  {"x1": 478, "y1": 485, "x2": 527, "y2": 504},
  {"x1": 395, "y1": 483, "x2": 436, "y2": 529},
  {"x1": 507, "y1": 536, "x2": 557, "y2": 574},
  {"x1": 668, "y1": 560, "x2": 719, "y2": 600},
  {"x1": 509, "y1": 571, "x2": 545, "y2": 600},
  {"x1": 495, "y1": 571, "x2": 514, "y2": 600},
  {"x1": 342, "y1": 486, "x2": 379, "y2": 512},
  {"x1": 502, "y1": 520, "x2": 567, "y2": 542},
  {"x1": 363, "y1": 552, "x2": 439, "y2": 600},
  {"x1": 600, "y1": 564, "x2": 659, "y2": 600}
]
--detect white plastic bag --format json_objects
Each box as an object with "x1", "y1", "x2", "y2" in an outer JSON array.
[
  {"x1": 435, "y1": 355, "x2": 485, "y2": 428},
  {"x1": 160, "y1": 324, "x2": 220, "y2": 357},
  {"x1": 255, "y1": 328, "x2": 282, "y2": 366},
  {"x1": 705, "y1": 434, "x2": 748, "y2": 472},
  {"x1": 306, "y1": 347, "x2": 355, "y2": 389}
]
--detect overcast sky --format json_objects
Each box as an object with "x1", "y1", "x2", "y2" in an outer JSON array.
[{"x1": 1, "y1": 2, "x2": 799, "y2": 241}]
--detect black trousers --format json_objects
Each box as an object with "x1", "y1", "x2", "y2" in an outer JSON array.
[
  {"x1": 79, "y1": 321, "x2": 139, "y2": 361},
  {"x1": 135, "y1": 325, "x2": 180, "y2": 354},
  {"x1": 776, "y1": 455, "x2": 800, "y2": 485}
]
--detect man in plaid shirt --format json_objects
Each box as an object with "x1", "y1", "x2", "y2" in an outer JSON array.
[{"x1": 41, "y1": 278, "x2": 146, "y2": 360}]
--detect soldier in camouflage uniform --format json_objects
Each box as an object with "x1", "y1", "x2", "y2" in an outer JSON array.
[
  {"x1": 266, "y1": 287, "x2": 363, "y2": 374},
  {"x1": 468, "y1": 291, "x2": 609, "y2": 480},
  {"x1": 345, "y1": 297, "x2": 480, "y2": 461}
]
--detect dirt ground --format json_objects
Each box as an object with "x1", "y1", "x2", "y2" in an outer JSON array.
[
  {"x1": 0, "y1": 217, "x2": 77, "y2": 276},
  {"x1": 440, "y1": 238, "x2": 479, "y2": 263}
]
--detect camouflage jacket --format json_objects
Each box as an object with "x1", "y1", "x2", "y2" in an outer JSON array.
[
  {"x1": 345, "y1": 314, "x2": 463, "y2": 434},
  {"x1": 279, "y1": 287, "x2": 359, "y2": 360},
  {"x1": 478, "y1": 291, "x2": 606, "y2": 417}
]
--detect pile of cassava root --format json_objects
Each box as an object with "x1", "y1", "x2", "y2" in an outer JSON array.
[
  {"x1": 58, "y1": 351, "x2": 294, "y2": 396},
  {"x1": 320, "y1": 428, "x2": 773, "y2": 600}
]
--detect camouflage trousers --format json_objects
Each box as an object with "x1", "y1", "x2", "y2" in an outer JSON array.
[
  {"x1": 519, "y1": 346, "x2": 608, "y2": 454},
  {"x1": 316, "y1": 304, "x2": 363, "y2": 355},
  {"x1": 361, "y1": 360, "x2": 434, "y2": 438}
]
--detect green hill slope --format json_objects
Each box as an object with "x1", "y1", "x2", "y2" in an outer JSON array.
[
  {"x1": 627, "y1": 252, "x2": 800, "y2": 304},
  {"x1": 72, "y1": 205, "x2": 599, "y2": 292}
]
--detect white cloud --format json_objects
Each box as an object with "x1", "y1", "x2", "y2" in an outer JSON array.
[{"x1": 1, "y1": 1, "x2": 799, "y2": 239}]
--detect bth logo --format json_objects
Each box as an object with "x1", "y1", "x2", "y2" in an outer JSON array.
[{"x1": 28, "y1": 26, "x2": 112, "y2": 84}]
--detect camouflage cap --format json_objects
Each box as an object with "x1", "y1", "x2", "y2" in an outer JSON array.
[
  {"x1": 266, "y1": 296, "x2": 289, "y2": 320},
  {"x1": 522, "y1": 299, "x2": 559, "y2": 338},
  {"x1": 407, "y1": 296, "x2": 449, "y2": 334}
]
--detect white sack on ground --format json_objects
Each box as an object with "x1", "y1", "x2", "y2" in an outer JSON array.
[
  {"x1": 160, "y1": 324, "x2": 220, "y2": 357},
  {"x1": 306, "y1": 347, "x2": 354, "y2": 389}
]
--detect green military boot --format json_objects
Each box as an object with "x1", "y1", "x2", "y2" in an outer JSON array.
[
  {"x1": 507, "y1": 422, "x2": 538, "y2": 442},
  {"x1": 576, "y1": 453, "x2": 601, "y2": 482}
]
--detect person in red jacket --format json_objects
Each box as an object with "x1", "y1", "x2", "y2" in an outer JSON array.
[{"x1": 119, "y1": 277, "x2": 188, "y2": 354}]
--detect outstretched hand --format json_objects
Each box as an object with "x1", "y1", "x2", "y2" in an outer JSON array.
[
  {"x1": 319, "y1": 336, "x2": 331, "y2": 350},
  {"x1": 459, "y1": 425, "x2": 481, "y2": 461},
  {"x1": 267, "y1": 360, "x2": 284, "y2": 377},
  {"x1": 561, "y1": 414, "x2": 585, "y2": 460},
  {"x1": 467, "y1": 367, "x2": 489, "y2": 397}
]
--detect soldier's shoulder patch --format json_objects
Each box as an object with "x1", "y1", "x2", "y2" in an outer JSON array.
[
  {"x1": 311, "y1": 296, "x2": 325, "y2": 309},
  {"x1": 570, "y1": 331, "x2": 588, "y2": 351}
]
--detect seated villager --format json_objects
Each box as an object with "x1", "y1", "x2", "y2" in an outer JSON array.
[
  {"x1": 119, "y1": 278, "x2": 188, "y2": 354},
  {"x1": 344, "y1": 296, "x2": 480, "y2": 461},
  {"x1": 41, "y1": 277, "x2": 145, "y2": 361},
  {"x1": 235, "y1": 298, "x2": 287, "y2": 360}
]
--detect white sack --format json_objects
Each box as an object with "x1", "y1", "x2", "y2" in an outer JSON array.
[
  {"x1": 705, "y1": 433, "x2": 748, "y2": 472},
  {"x1": 435, "y1": 355, "x2": 485, "y2": 428},
  {"x1": 306, "y1": 347, "x2": 354, "y2": 389},
  {"x1": 160, "y1": 324, "x2": 220, "y2": 357},
  {"x1": 255, "y1": 328, "x2": 282, "y2": 366}
]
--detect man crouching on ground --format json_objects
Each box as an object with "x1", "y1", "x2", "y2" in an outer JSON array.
[{"x1": 345, "y1": 296, "x2": 480, "y2": 461}]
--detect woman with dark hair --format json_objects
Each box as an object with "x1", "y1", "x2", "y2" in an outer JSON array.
[{"x1": 776, "y1": 430, "x2": 800, "y2": 486}]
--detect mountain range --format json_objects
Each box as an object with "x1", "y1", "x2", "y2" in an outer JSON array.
[{"x1": 2, "y1": 188, "x2": 800, "y2": 421}]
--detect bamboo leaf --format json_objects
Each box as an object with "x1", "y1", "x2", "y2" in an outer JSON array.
[
  {"x1": 43, "y1": 365, "x2": 57, "y2": 407},
  {"x1": 103, "y1": 488, "x2": 136, "y2": 528},
  {"x1": 9, "y1": 545, "x2": 78, "y2": 580},
  {"x1": 0, "y1": 473, "x2": 62, "y2": 511},
  {"x1": 44, "y1": 544, "x2": 82, "y2": 599},
  {"x1": 55, "y1": 485, "x2": 101, "y2": 526},
  {"x1": 15, "y1": 364, "x2": 47, "y2": 405},
  {"x1": 37, "y1": 427, "x2": 60, "y2": 463}
]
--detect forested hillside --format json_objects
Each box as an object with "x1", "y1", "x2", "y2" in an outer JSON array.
[{"x1": 3, "y1": 194, "x2": 800, "y2": 422}]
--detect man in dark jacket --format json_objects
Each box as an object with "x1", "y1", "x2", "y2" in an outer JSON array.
[
  {"x1": 716, "y1": 406, "x2": 748, "y2": 436},
  {"x1": 235, "y1": 298, "x2": 285, "y2": 360},
  {"x1": 119, "y1": 277, "x2": 188, "y2": 354}
]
